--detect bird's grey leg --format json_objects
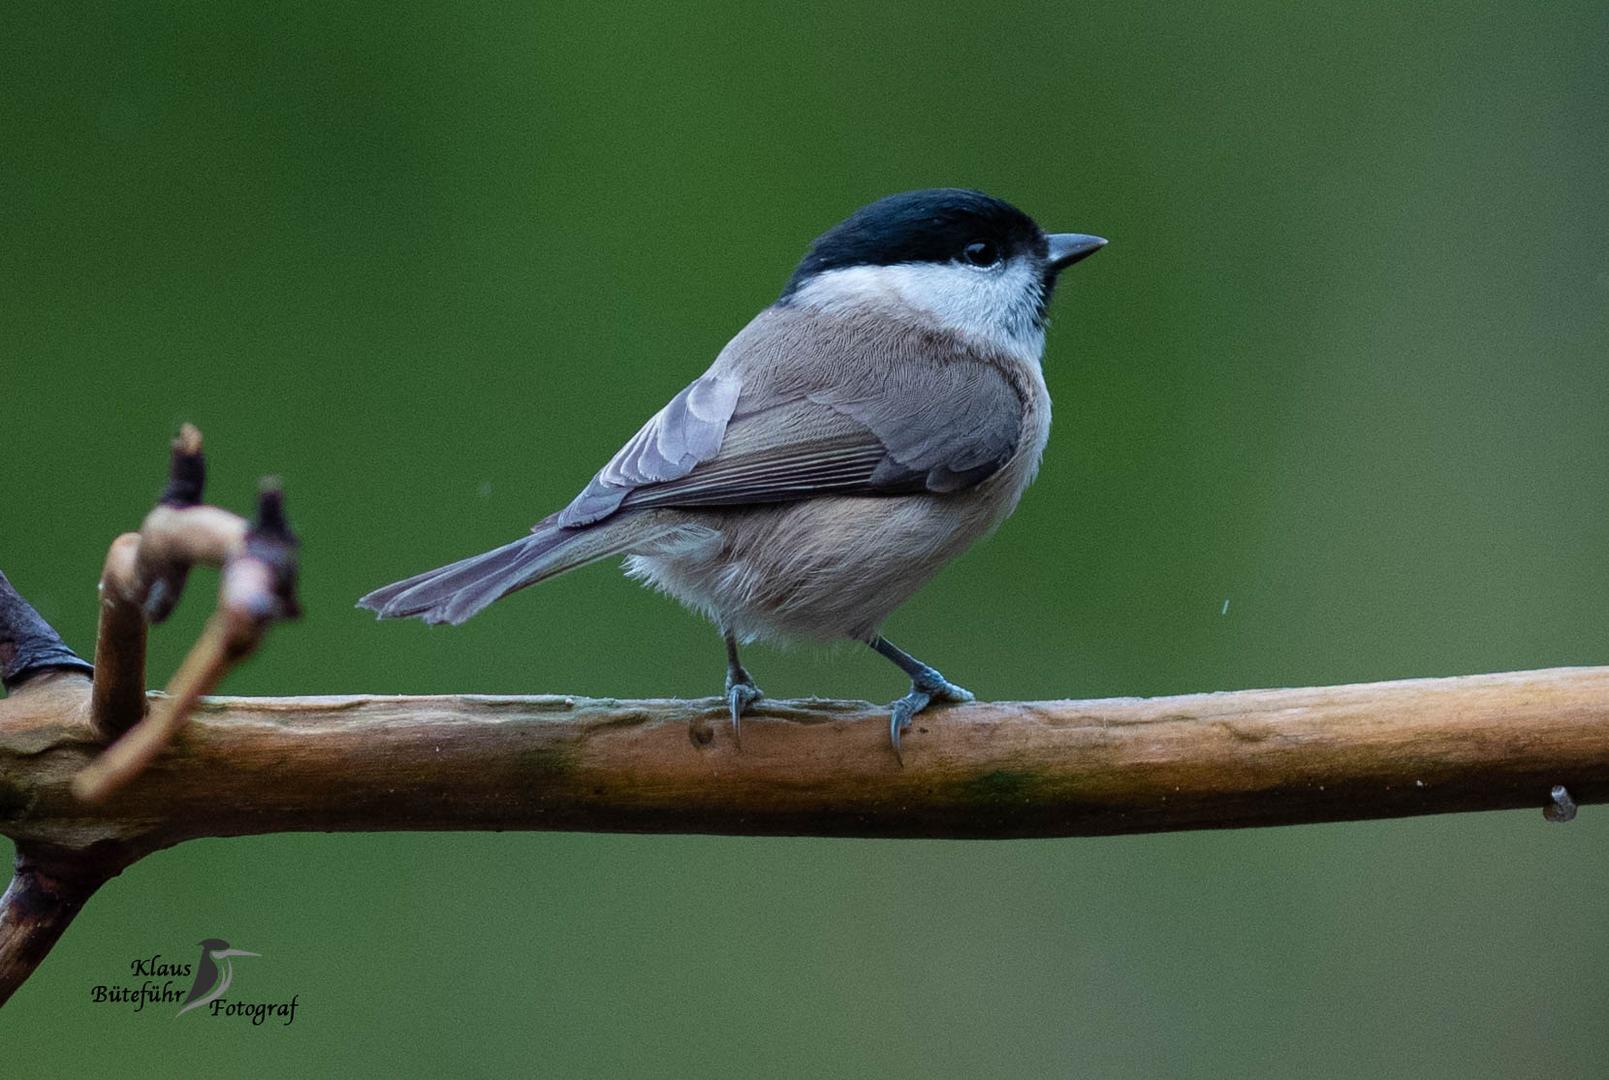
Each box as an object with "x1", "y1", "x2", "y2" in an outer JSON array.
[
  {"x1": 723, "y1": 630, "x2": 764, "y2": 745},
  {"x1": 868, "y1": 636, "x2": 974, "y2": 760}
]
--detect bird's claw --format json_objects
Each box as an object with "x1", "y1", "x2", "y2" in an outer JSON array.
[
  {"x1": 725, "y1": 676, "x2": 764, "y2": 746},
  {"x1": 914, "y1": 668, "x2": 973, "y2": 704},
  {"x1": 888, "y1": 689, "x2": 930, "y2": 764},
  {"x1": 887, "y1": 668, "x2": 972, "y2": 763}
]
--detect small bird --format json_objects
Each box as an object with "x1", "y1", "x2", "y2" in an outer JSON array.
[{"x1": 359, "y1": 189, "x2": 1105, "y2": 755}]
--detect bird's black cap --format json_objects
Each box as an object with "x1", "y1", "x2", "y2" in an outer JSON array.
[{"x1": 780, "y1": 188, "x2": 1047, "y2": 300}]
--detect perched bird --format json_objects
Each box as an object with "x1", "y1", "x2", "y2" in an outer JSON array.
[{"x1": 359, "y1": 189, "x2": 1105, "y2": 755}]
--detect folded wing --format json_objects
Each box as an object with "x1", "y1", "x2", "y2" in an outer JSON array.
[{"x1": 557, "y1": 360, "x2": 1022, "y2": 527}]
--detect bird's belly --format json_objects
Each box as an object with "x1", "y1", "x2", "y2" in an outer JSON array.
[{"x1": 623, "y1": 479, "x2": 1027, "y2": 644}]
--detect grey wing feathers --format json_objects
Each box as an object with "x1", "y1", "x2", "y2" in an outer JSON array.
[
  {"x1": 613, "y1": 364, "x2": 1023, "y2": 512},
  {"x1": 559, "y1": 372, "x2": 742, "y2": 526},
  {"x1": 824, "y1": 368, "x2": 1021, "y2": 493}
]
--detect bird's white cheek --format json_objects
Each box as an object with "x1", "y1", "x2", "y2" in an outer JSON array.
[{"x1": 791, "y1": 262, "x2": 1045, "y2": 364}]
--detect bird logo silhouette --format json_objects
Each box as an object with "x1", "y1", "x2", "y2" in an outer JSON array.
[{"x1": 176, "y1": 938, "x2": 259, "y2": 1017}]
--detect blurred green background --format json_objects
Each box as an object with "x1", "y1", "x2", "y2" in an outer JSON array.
[{"x1": 4, "y1": 0, "x2": 1608, "y2": 1074}]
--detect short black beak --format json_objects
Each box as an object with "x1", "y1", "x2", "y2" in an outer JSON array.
[{"x1": 1046, "y1": 233, "x2": 1107, "y2": 271}]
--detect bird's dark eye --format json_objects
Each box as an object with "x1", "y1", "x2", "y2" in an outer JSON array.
[{"x1": 962, "y1": 241, "x2": 1000, "y2": 268}]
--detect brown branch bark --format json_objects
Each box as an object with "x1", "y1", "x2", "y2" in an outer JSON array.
[
  {"x1": 89, "y1": 533, "x2": 148, "y2": 736},
  {"x1": 0, "y1": 840, "x2": 129, "y2": 1005},
  {"x1": 3, "y1": 667, "x2": 1606, "y2": 855}
]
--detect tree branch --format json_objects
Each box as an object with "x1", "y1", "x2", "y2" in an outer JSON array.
[
  {"x1": 3, "y1": 668, "x2": 1606, "y2": 857},
  {"x1": 1, "y1": 428, "x2": 1605, "y2": 1006},
  {"x1": 0, "y1": 841, "x2": 129, "y2": 1005}
]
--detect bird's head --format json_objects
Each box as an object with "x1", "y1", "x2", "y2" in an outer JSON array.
[{"x1": 779, "y1": 188, "x2": 1105, "y2": 361}]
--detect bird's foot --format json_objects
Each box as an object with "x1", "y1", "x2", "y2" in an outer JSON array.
[
  {"x1": 725, "y1": 671, "x2": 764, "y2": 746},
  {"x1": 888, "y1": 667, "x2": 972, "y2": 763}
]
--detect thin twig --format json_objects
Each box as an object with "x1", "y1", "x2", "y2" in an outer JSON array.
[
  {"x1": 74, "y1": 613, "x2": 248, "y2": 802},
  {"x1": 89, "y1": 533, "x2": 147, "y2": 735},
  {"x1": 75, "y1": 480, "x2": 298, "y2": 803},
  {"x1": 89, "y1": 426, "x2": 254, "y2": 738}
]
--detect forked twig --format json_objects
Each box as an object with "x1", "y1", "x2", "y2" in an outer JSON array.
[
  {"x1": 73, "y1": 481, "x2": 299, "y2": 802},
  {"x1": 89, "y1": 425, "x2": 248, "y2": 737}
]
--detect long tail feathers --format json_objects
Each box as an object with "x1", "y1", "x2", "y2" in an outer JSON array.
[{"x1": 357, "y1": 517, "x2": 665, "y2": 625}]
